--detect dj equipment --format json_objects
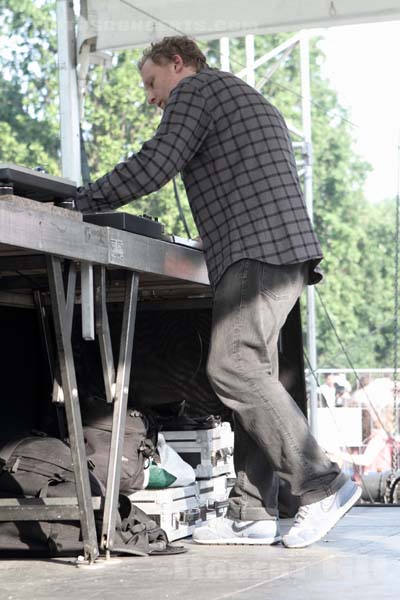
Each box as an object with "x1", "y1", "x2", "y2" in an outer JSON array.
[
  {"x1": 0, "y1": 163, "x2": 77, "y2": 203},
  {"x1": 162, "y1": 422, "x2": 234, "y2": 479},
  {"x1": 0, "y1": 164, "x2": 167, "y2": 240},
  {"x1": 83, "y1": 211, "x2": 164, "y2": 240}
]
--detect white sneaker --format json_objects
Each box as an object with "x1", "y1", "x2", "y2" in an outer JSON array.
[
  {"x1": 192, "y1": 517, "x2": 281, "y2": 545},
  {"x1": 282, "y1": 479, "x2": 361, "y2": 548}
]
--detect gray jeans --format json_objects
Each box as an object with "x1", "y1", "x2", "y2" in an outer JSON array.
[{"x1": 206, "y1": 259, "x2": 346, "y2": 521}]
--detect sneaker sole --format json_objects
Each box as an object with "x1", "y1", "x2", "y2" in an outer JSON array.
[
  {"x1": 282, "y1": 485, "x2": 362, "y2": 549},
  {"x1": 192, "y1": 535, "x2": 282, "y2": 546}
]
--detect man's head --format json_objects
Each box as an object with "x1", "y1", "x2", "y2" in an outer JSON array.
[
  {"x1": 138, "y1": 36, "x2": 207, "y2": 109},
  {"x1": 324, "y1": 373, "x2": 335, "y2": 387}
]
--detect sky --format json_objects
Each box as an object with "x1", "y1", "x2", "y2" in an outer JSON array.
[{"x1": 321, "y1": 20, "x2": 400, "y2": 203}]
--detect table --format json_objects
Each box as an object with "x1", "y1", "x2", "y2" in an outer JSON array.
[{"x1": 0, "y1": 194, "x2": 210, "y2": 562}]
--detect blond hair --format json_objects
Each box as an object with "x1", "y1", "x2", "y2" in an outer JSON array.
[{"x1": 138, "y1": 36, "x2": 207, "y2": 73}]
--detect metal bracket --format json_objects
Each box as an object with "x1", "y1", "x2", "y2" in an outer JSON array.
[
  {"x1": 94, "y1": 266, "x2": 116, "y2": 404},
  {"x1": 81, "y1": 261, "x2": 95, "y2": 340},
  {"x1": 51, "y1": 262, "x2": 77, "y2": 407}
]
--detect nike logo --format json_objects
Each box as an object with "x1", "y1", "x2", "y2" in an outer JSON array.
[
  {"x1": 320, "y1": 495, "x2": 337, "y2": 512},
  {"x1": 231, "y1": 521, "x2": 255, "y2": 533}
]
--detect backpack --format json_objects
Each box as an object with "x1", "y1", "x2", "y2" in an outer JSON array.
[
  {"x1": 0, "y1": 434, "x2": 103, "y2": 557},
  {"x1": 0, "y1": 435, "x2": 104, "y2": 499},
  {"x1": 82, "y1": 402, "x2": 157, "y2": 494},
  {"x1": 0, "y1": 433, "x2": 185, "y2": 557}
]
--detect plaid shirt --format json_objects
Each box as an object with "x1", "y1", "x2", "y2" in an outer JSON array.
[{"x1": 75, "y1": 67, "x2": 323, "y2": 289}]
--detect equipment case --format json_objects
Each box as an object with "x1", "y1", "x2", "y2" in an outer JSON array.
[
  {"x1": 129, "y1": 485, "x2": 202, "y2": 542},
  {"x1": 129, "y1": 474, "x2": 236, "y2": 541},
  {"x1": 162, "y1": 422, "x2": 234, "y2": 479}
]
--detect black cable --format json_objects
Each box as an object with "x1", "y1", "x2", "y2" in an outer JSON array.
[
  {"x1": 120, "y1": 0, "x2": 380, "y2": 139},
  {"x1": 121, "y1": 0, "x2": 398, "y2": 422},
  {"x1": 188, "y1": 327, "x2": 204, "y2": 384},
  {"x1": 393, "y1": 135, "x2": 400, "y2": 471},
  {"x1": 326, "y1": 316, "x2": 396, "y2": 363},
  {"x1": 80, "y1": 125, "x2": 91, "y2": 186},
  {"x1": 172, "y1": 177, "x2": 191, "y2": 239},
  {"x1": 13, "y1": 270, "x2": 43, "y2": 289},
  {"x1": 315, "y1": 287, "x2": 389, "y2": 434},
  {"x1": 303, "y1": 350, "x2": 375, "y2": 504}
]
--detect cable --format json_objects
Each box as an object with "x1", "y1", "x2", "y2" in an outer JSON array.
[
  {"x1": 80, "y1": 125, "x2": 91, "y2": 185},
  {"x1": 119, "y1": 0, "x2": 391, "y2": 144},
  {"x1": 326, "y1": 315, "x2": 397, "y2": 364},
  {"x1": 172, "y1": 177, "x2": 191, "y2": 239},
  {"x1": 13, "y1": 270, "x2": 43, "y2": 289},
  {"x1": 393, "y1": 131, "x2": 400, "y2": 472},
  {"x1": 119, "y1": 2, "x2": 399, "y2": 391},
  {"x1": 315, "y1": 286, "x2": 390, "y2": 434},
  {"x1": 120, "y1": 0, "x2": 396, "y2": 418},
  {"x1": 120, "y1": 0, "x2": 186, "y2": 38},
  {"x1": 304, "y1": 351, "x2": 375, "y2": 504}
]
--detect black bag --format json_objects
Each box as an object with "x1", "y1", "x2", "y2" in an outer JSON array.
[
  {"x1": 114, "y1": 495, "x2": 187, "y2": 556},
  {"x1": 0, "y1": 435, "x2": 104, "y2": 498},
  {"x1": 0, "y1": 434, "x2": 103, "y2": 557},
  {"x1": 0, "y1": 432, "x2": 184, "y2": 558},
  {"x1": 83, "y1": 402, "x2": 157, "y2": 494}
]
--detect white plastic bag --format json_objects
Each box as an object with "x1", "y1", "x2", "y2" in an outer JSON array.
[{"x1": 145, "y1": 434, "x2": 196, "y2": 488}]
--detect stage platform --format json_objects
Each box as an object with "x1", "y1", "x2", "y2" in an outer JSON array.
[{"x1": 1, "y1": 506, "x2": 399, "y2": 600}]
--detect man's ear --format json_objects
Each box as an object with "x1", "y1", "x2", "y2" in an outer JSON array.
[{"x1": 172, "y1": 54, "x2": 185, "y2": 73}]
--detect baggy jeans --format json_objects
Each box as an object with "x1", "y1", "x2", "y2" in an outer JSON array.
[{"x1": 206, "y1": 259, "x2": 347, "y2": 521}]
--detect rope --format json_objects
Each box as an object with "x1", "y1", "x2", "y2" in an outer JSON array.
[
  {"x1": 118, "y1": 0, "x2": 400, "y2": 471},
  {"x1": 172, "y1": 177, "x2": 192, "y2": 239},
  {"x1": 303, "y1": 352, "x2": 375, "y2": 503},
  {"x1": 315, "y1": 287, "x2": 389, "y2": 434},
  {"x1": 393, "y1": 132, "x2": 400, "y2": 472},
  {"x1": 120, "y1": 0, "x2": 387, "y2": 139}
]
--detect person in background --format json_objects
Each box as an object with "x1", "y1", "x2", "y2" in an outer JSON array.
[
  {"x1": 336, "y1": 404, "x2": 397, "y2": 476},
  {"x1": 334, "y1": 372, "x2": 352, "y2": 394},
  {"x1": 334, "y1": 383, "x2": 351, "y2": 407},
  {"x1": 318, "y1": 373, "x2": 336, "y2": 408},
  {"x1": 350, "y1": 374, "x2": 372, "y2": 408},
  {"x1": 71, "y1": 36, "x2": 361, "y2": 549}
]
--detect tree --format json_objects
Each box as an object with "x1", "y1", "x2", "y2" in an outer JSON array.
[{"x1": 0, "y1": 0, "x2": 60, "y2": 172}]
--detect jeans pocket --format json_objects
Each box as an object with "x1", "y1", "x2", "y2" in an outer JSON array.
[{"x1": 260, "y1": 263, "x2": 303, "y2": 301}]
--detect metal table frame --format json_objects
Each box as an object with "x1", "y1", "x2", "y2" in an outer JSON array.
[{"x1": 0, "y1": 195, "x2": 209, "y2": 562}]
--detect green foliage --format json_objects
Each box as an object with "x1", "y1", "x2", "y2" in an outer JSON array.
[
  {"x1": 0, "y1": 0, "x2": 60, "y2": 170},
  {"x1": 0, "y1": 3, "x2": 397, "y2": 369}
]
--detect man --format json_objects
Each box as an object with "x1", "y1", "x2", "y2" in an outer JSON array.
[
  {"x1": 318, "y1": 373, "x2": 336, "y2": 409},
  {"x1": 73, "y1": 36, "x2": 361, "y2": 548}
]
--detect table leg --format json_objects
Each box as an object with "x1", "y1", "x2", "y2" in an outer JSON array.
[
  {"x1": 47, "y1": 255, "x2": 99, "y2": 563},
  {"x1": 100, "y1": 270, "x2": 139, "y2": 552}
]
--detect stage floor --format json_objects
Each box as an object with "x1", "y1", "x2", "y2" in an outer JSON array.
[{"x1": 1, "y1": 506, "x2": 399, "y2": 600}]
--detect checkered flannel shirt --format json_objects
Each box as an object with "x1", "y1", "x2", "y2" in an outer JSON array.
[{"x1": 75, "y1": 67, "x2": 323, "y2": 289}]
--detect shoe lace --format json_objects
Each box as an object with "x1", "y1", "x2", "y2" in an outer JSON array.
[{"x1": 292, "y1": 505, "x2": 311, "y2": 527}]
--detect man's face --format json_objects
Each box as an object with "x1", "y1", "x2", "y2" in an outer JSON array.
[
  {"x1": 326, "y1": 375, "x2": 335, "y2": 387},
  {"x1": 140, "y1": 58, "x2": 180, "y2": 110}
]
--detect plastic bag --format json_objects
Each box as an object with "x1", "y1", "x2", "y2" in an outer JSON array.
[{"x1": 145, "y1": 434, "x2": 196, "y2": 489}]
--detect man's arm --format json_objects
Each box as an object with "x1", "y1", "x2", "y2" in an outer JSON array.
[{"x1": 74, "y1": 85, "x2": 213, "y2": 213}]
